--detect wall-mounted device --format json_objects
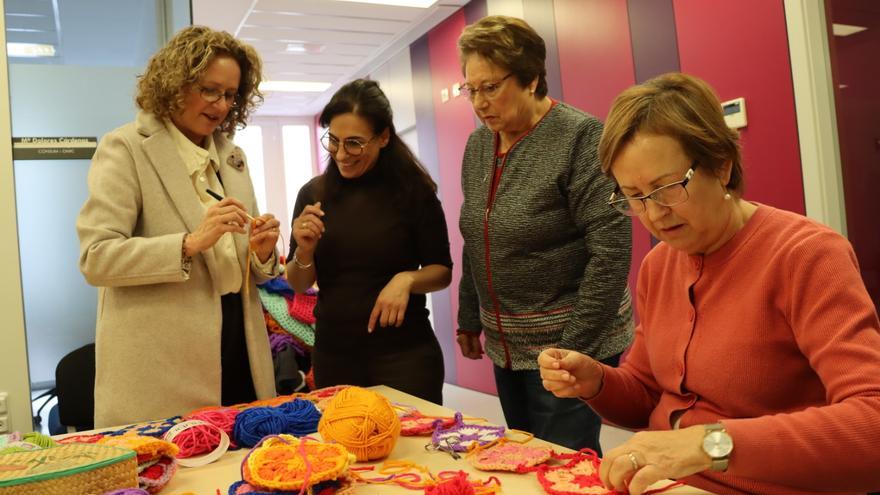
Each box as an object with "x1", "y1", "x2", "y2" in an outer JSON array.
[{"x1": 721, "y1": 97, "x2": 747, "y2": 129}]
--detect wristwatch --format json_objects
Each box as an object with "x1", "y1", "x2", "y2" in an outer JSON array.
[{"x1": 702, "y1": 423, "x2": 733, "y2": 472}]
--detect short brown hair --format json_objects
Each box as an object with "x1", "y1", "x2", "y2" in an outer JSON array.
[
  {"x1": 599, "y1": 72, "x2": 744, "y2": 194},
  {"x1": 136, "y1": 25, "x2": 263, "y2": 133},
  {"x1": 457, "y1": 15, "x2": 548, "y2": 97}
]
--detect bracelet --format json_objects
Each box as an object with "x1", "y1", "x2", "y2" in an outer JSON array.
[
  {"x1": 292, "y1": 251, "x2": 313, "y2": 269},
  {"x1": 181, "y1": 233, "x2": 193, "y2": 274}
]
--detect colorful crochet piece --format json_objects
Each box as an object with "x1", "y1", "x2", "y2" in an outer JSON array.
[
  {"x1": 287, "y1": 292, "x2": 317, "y2": 324},
  {"x1": 430, "y1": 413, "x2": 505, "y2": 453},
  {"x1": 258, "y1": 288, "x2": 316, "y2": 346},
  {"x1": 242, "y1": 434, "x2": 356, "y2": 492},
  {"x1": 469, "y1": 442, "x2": 552, "y2": 472},
  {"x1": 103, "y1": 417, "x2": 182, "y2": 438},
  {"x1": 98, "y1": 435, "x2": 179, "y2": 494},
  {"x1": 536, "y1": 449, "x2": 612, "y2": 495},
  {"x1": 400, "y1": 413, "x2": 457, "y2": 437}
]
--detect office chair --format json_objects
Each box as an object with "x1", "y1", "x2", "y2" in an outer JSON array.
[{"x1": 49, "y1": 343, "x2": 96, "y2": 434}]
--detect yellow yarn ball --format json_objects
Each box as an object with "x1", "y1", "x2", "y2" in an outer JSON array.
[{"x1": 317, "y1": 386, "x2": 401, "y2": 461}]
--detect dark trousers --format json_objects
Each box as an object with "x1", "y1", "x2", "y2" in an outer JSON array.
[
  {"x1": 220, "y1": 293, "x2": 257, "y2": 406},
  {"x1": 313, "y1": 336, "x2": 445, "y2": 405},
  {"x1": 493, "y1": 352, "x2": 622, "y2": 454}
]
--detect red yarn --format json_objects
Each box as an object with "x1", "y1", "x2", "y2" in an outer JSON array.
[
  {"x1": 185, "y1": 408, "x2": 239, "y2": 449},
  {"x1": 425, "y1": 471, "x2": 475, "y2": 495},
  {"x1": 168, "y1": 423, "x2": 222, "y2": 458}
]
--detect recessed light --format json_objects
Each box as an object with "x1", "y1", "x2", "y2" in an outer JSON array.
[
  {"x1": 333, "y1": 0, "x2": 436, "y2": 7},
  {"x1": 6, "y1": 42, "x2": 55, "y2": 57},
  {"x1": 832, "y1": 23, "x2": 867, "y2": 36},
  {"x1": 260, "y1": 81, "x2": 332, "y2": 92}
]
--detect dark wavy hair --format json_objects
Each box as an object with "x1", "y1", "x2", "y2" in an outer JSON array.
[
  {"x1": 136, "y1": 25, "x2": 263, "y2": 133},
  {"x1": 317, "y1": 79, "x2": 437, "y2": 203}
]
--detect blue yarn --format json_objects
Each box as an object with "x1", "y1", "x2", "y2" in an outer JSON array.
[{"x1": 232, "y1": 399, "x2": 322, "y2": 448}]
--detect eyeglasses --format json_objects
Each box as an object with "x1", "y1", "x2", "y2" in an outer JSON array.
[
  {"x1": 196, "y1": 85, "x2": 239, "y2": 107},
  {"x1": 608, "y1": 162, "x2": 698, "y2": 216},
  {"x1": 460, "y1": 73, "x2": 514, "y2": 101},
  {"x1": 320, "y1": 131, "x2": 376, "y2": 157}
]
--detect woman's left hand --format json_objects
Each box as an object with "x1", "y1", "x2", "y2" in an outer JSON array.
[
  {"x1": 599, "y1": 426, "x2": 712, "y2": 495},
  {"x1": 368, "y1": 272, "x2": 414, "y2": 333},
  {"x1": 249, "y1": 213, "x2": 281, "y2": 263}
]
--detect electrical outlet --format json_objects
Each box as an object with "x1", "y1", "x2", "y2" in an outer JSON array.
[
  {"x1": 0, "y1": 415, "x2": 8, "y2": 433},
  {"x1": 0, "y1": 392, "x2": 7, "y2": 414}
]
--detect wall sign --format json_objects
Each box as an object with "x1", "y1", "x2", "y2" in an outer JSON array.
[{"x1": 12, "y1": 137, "x2": 97, "y2": 160}]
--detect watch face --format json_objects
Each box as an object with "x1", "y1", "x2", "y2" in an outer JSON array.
[{"x1": 703, "y1": 431, "x2": 733, "y2": 458}]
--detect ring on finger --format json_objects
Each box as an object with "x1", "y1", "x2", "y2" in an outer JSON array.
[
  {"x1": 627, "y1": 452, "x2": 639, "y2": 471},
  {"x1": 301, "y1": 222, "x2": 308, "y2": 228}
]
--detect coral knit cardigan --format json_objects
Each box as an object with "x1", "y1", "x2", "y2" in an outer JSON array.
[{"x1": 588, "y1": 205, "x2": 880, "y2": 494}]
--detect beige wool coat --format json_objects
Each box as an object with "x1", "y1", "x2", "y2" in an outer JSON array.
[{"x1": 77, "y1": 111, "x2": 278, "y2": 428}]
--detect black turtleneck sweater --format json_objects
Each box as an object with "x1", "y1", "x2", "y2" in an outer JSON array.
[{"x1": 288, "y1": 164, "x2": 452, "y2": 353}]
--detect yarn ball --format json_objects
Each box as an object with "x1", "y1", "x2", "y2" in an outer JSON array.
[
  {"x1": 186, "y1": 407, "x2": 240, "y2": 448},
  {"x1": 166, "y1": 422, "x2": 222, "y2": 458},
  {"x1": 233, "y1": 399, "x2": 321, "y2": 448},
  {"x1": 317, "y1": 386, "x2": 400, "y2": 461}
]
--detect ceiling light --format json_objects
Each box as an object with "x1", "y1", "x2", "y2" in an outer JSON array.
[
  {"x1": 832, "y1": 23, "x2": 867, "y2": 36},
  {"x1": 260, "y1": 81, "x2": 332, "y2": 92},
  {"x1": 6, "y1": 42, "x2": 55, "y2": 57},
  {"x1": 333, "y1": 0, "x2": 436, "y2": 8},
  {"x1": 286, "y1": 43, "x2": 307, "y2": 53}
]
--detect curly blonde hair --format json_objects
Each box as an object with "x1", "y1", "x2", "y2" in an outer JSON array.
[{"x1": 136, "y1": 25, "x2": 263, "y2": 133}]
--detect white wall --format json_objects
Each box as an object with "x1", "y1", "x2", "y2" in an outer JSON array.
[{"x1": 0, "y1": 0, "x2": 34, "y2": 434}]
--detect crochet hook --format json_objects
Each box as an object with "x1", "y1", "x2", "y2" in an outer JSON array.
[{"x1": 205, "y1": 188, "x2": 256, "y2": 222}]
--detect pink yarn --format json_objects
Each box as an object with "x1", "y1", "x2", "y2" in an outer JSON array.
[
  {"x1": 187, "y1": 407, "x2": 240, "y2": 448},
  {"x1": 425, "y1": 471, "x2": 476, "y2": 495},
  {"x1": 168, "y1": 423, "x2": 221, "y2": 458}
]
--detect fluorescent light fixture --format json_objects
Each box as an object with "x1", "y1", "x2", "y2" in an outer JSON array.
[
  {"x1": 260, "y1": 81, "x2": 332, "y2": 92},
  {"x1": 286, "y1": 43, "x2": 307, "y2": 53},
  {"x1": 832, "y1": 23, "x2": 867, "y2": 36},
  {"x1": 7, "y1": 42, "x2": 55, "y2": 57},
  {"x1": 333, "y1": 0, "x2": 436, "y2": 7}
]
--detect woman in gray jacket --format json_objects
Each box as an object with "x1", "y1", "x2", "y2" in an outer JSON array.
[{"x1": 456, "y1": 15, "x2": 634, "y2": 453}]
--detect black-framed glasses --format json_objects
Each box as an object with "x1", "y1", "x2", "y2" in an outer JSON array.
[
  {"x1": 196, "y1": 85, "x2": 239, "y2": 107},
  {"x1": 320, "y1": 131, "x2": 376, "y2": 157},
  {"x1": 460, "y1": 73, "x2": 514, "y2": 101},
  {"x1": 608, "y1": 162, "x2": 698, "y2": 216}
]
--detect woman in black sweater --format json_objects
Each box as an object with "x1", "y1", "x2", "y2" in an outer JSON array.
[{"x1": 286, "y1": 79, "x2": 452, "y2": 404}]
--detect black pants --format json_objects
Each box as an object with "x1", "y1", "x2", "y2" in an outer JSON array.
[
  {"x1": 313, "y1": 336, "x2": 445, "y2": 405},
  {"x1": 220, "y1": 293, "x2": 257, "y2": 406}
]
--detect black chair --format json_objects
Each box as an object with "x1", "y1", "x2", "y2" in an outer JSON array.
[{"x1": 49, "y1": 343, "x2": 95, "y2": 434}]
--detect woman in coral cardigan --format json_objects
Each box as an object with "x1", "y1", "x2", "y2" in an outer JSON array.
[{"x1": 539, "y1": 73, "x2": 880, "y2": 494}]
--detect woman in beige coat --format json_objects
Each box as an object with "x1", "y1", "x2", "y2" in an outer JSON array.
[{"x1": 77, "y1": 26, "x2": 280, "y2": 428}]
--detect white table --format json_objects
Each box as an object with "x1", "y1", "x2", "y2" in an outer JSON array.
[{"x1": 152, "y1": 385, "x2": 712, "y2": 494}]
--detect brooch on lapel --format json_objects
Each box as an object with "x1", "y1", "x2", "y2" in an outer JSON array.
[{"x1": 227, "y1": 147, "x2": 245, "y2": 171}]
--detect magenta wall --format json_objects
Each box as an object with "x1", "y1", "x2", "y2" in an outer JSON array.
[
  {"x1": 674, "y1": 0, "x2": 805, "y2": 214},
  {"x1": 426, "y1": 11, "x2": 493, "y2": 394}
]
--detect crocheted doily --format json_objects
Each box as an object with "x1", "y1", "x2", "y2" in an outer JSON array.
[
  {"x1": 430, "y1": 412, "x2": 505, "y2": 453},
  {"x1": 242, "y1": 434, "x2": 355, "y2": 492},
  {"x1": 536, "y1": 450, "x2": 612, "y2": 495},
  {"x1": 104, "y1": 417, "x2": 182, "y2": 438},
  {"x1": 470, "y1": 442, "x2": 552, "y2": 472},
  {"x1": 400, "y1": 413, "x2": 456, "y2": 436}
]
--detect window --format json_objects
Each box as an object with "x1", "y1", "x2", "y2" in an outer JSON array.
[
  {"x1": 233, "y1": 125, "x2": 267, "y2": 213},
  {"x1": 282, "y1": 125, "x2": 314, "y2": 220}
]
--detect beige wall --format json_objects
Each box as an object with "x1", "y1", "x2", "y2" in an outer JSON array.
[{"x1": 0, "y1": 0, "x2": 34, "y2": 434}]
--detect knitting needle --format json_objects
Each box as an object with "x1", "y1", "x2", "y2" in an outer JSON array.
[{"x1": 205, "y1": 188, "x2": 256, "y2": 222}]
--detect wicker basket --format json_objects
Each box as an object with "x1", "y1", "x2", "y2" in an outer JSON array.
[{"x1": 0, "y1": 443, "x2": 138, "y2": 495}]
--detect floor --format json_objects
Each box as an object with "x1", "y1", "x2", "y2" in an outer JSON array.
[
  {"x1": 31, "y1": 384, "x2": 635, "y2": 451},
  {"x1": 441, "y1": 382, "x2": 634, "y2": 452}
]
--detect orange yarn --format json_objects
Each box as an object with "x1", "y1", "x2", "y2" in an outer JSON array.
[{"x1": 317, "y1": 386, "x2": 401, "y2": 461}]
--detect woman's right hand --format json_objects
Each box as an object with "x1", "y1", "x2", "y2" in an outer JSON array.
[
  {"x1": 456, "y1": 331, "x2": 484, "y2": 359},
  {"x1": 185, "y1": 197, "x2": 250, "y2": 256},
  {"x1": 291, "y1": 202, "x2": 325, "y2": 256},
  {"x1": 538, "y1": 348, "x2": 604, "y2": 399}
]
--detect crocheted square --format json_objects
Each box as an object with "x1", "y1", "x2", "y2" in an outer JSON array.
[
  {"x1": 103, "y1": 417, "x2": 182, "y2": 438},
  {"x1": 536, "y1": 450, "x2": 612, "y2": 495},
  {"x1": 258, "y1": 289, "x2": 315, "y2": 347},
  {"x1": 97, "y1": 435, "x2": 179, "y2": 494},
  {"x1": 242, "y1": 434, "x2": 355, "y2": 492},
  {"x1": 287, "y1": 292, "x2": 317, "y2": 324},
  {"x1": 399, "y1": 413, "x2": 456, "y2": 437},
  {"x1": 430, "y1": 412, "x2": 505, "y2": 453},
  {"x1": 470, "y1": 442, "x2": 552, "y2": 472}
]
